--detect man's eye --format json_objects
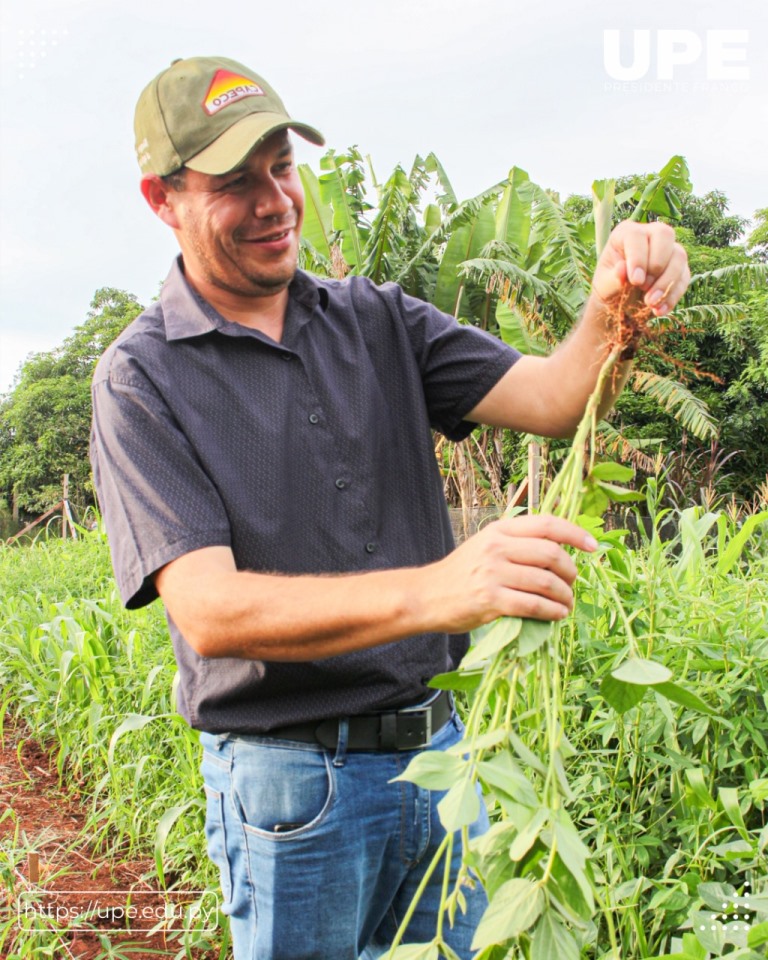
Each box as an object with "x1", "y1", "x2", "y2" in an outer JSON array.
[{"x1": 221, "y1": 176, "x2": 247, "y2": 190}]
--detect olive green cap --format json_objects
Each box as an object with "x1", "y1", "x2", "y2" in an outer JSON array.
[{"x1": 134, "y1": 56, "x2": 325, "y2": 177}]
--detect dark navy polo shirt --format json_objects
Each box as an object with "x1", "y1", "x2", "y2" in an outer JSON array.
[{"x1": 90, "y1": 258, "x2": 520, "y2": 732}]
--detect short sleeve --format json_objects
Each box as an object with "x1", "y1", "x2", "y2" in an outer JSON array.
[
  {"x1": 90, "y1": 368, "x2": 232, "y2": 609},
  {"x1": 380, "y1": 282, "x2": 521, "y2": 441}
]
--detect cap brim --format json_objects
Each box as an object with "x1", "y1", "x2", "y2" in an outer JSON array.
[{"x1": 185, "y1": 112, "x2": 325, "y2": 175}]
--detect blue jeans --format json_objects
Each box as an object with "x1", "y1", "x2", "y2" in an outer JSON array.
[{"x1": 199, "y1": 711, "x2": 489, "y2": 960}]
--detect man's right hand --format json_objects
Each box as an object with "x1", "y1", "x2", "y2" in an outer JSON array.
[{"x1": 418, "y1": 515, "x2": 598, "y2": 634}]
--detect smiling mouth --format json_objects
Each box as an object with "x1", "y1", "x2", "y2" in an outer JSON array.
[{"x1": 240, "y1": 225, "x2": 296, "y2": 244}]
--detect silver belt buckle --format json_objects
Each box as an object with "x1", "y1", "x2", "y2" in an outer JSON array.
[{"x1": 398, "y1": 694, "x2": 438, "y2": 748}]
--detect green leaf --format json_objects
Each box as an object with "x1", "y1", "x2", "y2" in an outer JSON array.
[
  {"x1": 595, "y1": 481, "x2": 644, "y2": 503},
  {"x1": 748, "y1": 922, "x2": 768, "y2": 949},
  {"x1": 452, "y1": 727, "x2": 508, "y2": 753},
  {"x1": 393, "y1": 750, "x2": 467, "y2": 790},
  {"x1": 652, "y1": 682, "x2": 718, "y2": 716},
  {"x1": 709, "y1": 839, "x2": 753, "y2": 859},
  {"x1": 387, "y1": 943, "x2": 440, "y2": 960},
  {"x1": 362, "y1": 166, "x2": 414, "y2": 284},
  {"x1": 471, "y1": 878, "x2": 544, "y2": 950},
  {"x1": 517, "y1": 619, "x2": 551, "y2": 657},
  {"x1": 548, "y1": 854, "x2": 594, "y2": 923},
  {"x1": 591, "y1": 178, "x2": 615, "y2": 259},
  {"x1": 611, "y1": 658, "x2": 672, "y2": 686},
  {"x1": 530, "y1": 908, "x2": 580, "y2": 960},
  {"x1": 463, "y1": 617, "x2": 522, "y2": 667},
  {"x1": 600, "y1": 674, "x2": 646, "y2": 714},
  {"x1": 760, "y1": 823, "x2": 768, "y2": 854},
  {"x1": 509, "y1": 808, "x2": 549, "y2": 861},
  {"x1": 630, "y1": 156, "x2": 690, "y2": 222},
  {"x1": 428, "y1": 668, "x2": 484, "y2": 694},
  {"x1": 718, "y1": 786, "x2": 750, "y2": 841},
  {"x1": 434, "y1": 201, "x2": 496, "y2": 316},
  {"x1": 655, "y1": 932, "x2": 708, "y2": 959},
  {"x1": 749, "y1": 778, "x2": 768, "y2": 804},
  {"x1": 716, "y1": 510, "x2": 768, "y2": 576},
  {"x1": 697, "y1": 881, "x2": 737, "y2": 911},
  {"x1": 519, "y1": 180, "x2": 591, "y2": 291},
  {"x1": 495, "y1": 301, "x2": 550, "y2": 355},
  {"x1": 631, "y1": 369, "x2": 716, "y2": 440},
  {"x1": 107, "y1": 713, "x2": 157, "y2": 766},
  {"x1": 589, "y1": 462, "x2": 634, "y2": 482},
  {"x1": 154, "y1": 801, "x2": 194, "y2": 882},
  {"x1": 423, "y1": 203, "x2": 441, "y2": 236},
  {"x1": 691, "y1": 911, "x2": 726, "y2": 955},
  {"x1": 297, "y1": 164, "x2": 332, "y2": 259},
  {"x1": 437, "y1": 776, "x2": 480, "y2": 831},
  {"x1": 580, "y1": 481, "x2": 610, "y2": 518},
  {"x1": 509, "y1": 731, "x2": 547, "y2": 776},
  {"x1": 318, "y1": 150, "x2": 370, "y2": 271},
  {"x1": 424, "y1": 152, "x2": 458, "y2": 207},
  {"x1": 477, "y1": 750, "x2": 539, "y2": 809},
  {"x1": 554, "y1": 813, "x2": 594, "y2": 910},
  {"x1": 689, "y1": 260, "x2": 768, "y2": 291},
  {"x1": 495, "y1": 167, "x2": 531, "y2": 253},
  {"x1": 685, "y1": 769, "x2": 717, "y2": 810}
]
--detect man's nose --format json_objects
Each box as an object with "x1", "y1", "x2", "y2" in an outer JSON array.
[{"x1": 253, "y1": 178, "x2": 293, "y2": 219}]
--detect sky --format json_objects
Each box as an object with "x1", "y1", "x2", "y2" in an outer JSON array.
[{"x1": 0, "y1": 0, "x2": 766, "y2": 394}]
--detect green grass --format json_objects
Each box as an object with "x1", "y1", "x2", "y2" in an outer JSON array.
[
  {"x1": 1, "y1": 499, "x2": 768, "y2": 959},
  {"x1": 0, "y1": 528, "x2": 224, "y2": 958}
]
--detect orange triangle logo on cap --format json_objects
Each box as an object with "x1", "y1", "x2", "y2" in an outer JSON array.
[{"x1": 203, "y1": 69, "x2": 265, "y2": 116}]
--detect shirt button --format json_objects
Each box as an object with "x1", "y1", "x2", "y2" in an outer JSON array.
[
  {"x1": 335, "y1": 478, "x2": 347, "y2": 489},
  {"x1": 365, "y1": 542, "x2": 376, "y2": 554},
  {"x1": 308, "y1": 413, "x2": 320, "y2": 424},
  {"x1": 281, "y1": 352, "x2": 293, "y2": 361}
]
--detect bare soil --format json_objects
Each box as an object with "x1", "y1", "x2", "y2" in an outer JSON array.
[{"x1": 0, "y1": 715, "x2": 224, "y2": 959}]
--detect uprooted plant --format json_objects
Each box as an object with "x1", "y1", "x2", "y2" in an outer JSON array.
[{"x1": 385, "y1": 289, "x2": 724, "y2": 960}]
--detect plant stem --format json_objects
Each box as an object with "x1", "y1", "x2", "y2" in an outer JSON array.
[
  {"x1": 386, "y1": 833, "x2": 451, "y2": 957},
  {"x1": 435, "y1": 832, "x2": 454, "y2": 942}
]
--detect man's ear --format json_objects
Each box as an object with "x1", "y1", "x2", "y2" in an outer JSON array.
[{"x1": 140, "y1": 175, "x2": 182, "y2": 229}]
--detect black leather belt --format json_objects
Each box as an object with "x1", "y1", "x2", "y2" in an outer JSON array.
[{"x1": 264, "y1": 691, "x2": 453, "y2": 752}]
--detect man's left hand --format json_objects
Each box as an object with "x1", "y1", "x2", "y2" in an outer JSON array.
[{"x1": 591, "y1": 220, "x2": 691, "y2": 317}]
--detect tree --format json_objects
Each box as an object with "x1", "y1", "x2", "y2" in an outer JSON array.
[
  {"x1": 0, "y1": 288, "x2": 144, "y2": 515},
  {"x1": 747, "y1": 207, "x2": 768, "y2": 261}
]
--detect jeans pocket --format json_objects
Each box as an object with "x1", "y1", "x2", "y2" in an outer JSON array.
[
  {"x1": 231, "y1": 739, "x2": 335, "y2": 840},
  {"x1": 203, "y1": 784, "x2": 233, "y2": 904}
]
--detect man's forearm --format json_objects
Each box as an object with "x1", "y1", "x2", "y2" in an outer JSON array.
[
  {"x1": 466, "y1": 221, "x2": 689, "y2": 438},
  {"x1": 543, "y1": 290, "x2": 635, "y2": 432},
  {"x1": 155, "y1": 518, "x2": 597, "y2": 661},
  {"x1": 466, "y1": 291, "x2": 633, "y2": 439},
  {"x1": 165, "y1": 561, "x2": 434, "y2": 661}
]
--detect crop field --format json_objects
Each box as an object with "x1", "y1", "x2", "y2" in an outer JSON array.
[{"x1": 1, "y1": 484, "x2": 767, "y2": 959}]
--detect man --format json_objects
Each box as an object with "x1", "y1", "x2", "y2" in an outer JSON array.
[{"x1": 90, "y1": 56, "x2": 690, "y2": 960}]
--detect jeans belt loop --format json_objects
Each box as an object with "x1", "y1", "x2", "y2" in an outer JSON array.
[{"x1": 333, "y1": 718, "x2": 349, "y2": 768}]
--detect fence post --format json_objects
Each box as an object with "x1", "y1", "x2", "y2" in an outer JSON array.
[
  {"x1": 61, "y1": 474, "x2": 77, "y2": 540},
  {"x1": 528, "y1": 442, "x2": 541, "y2": 512},
  {"x1": 62, "y1": 475, "x2": 69, "y2": 539}
]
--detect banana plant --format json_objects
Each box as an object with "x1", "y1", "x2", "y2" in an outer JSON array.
[{"x1": 297, "y1": 148, "x2": 765, "y2": 489}]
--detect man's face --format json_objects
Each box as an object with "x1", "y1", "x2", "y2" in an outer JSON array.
[{"x1": 167, "y1": 131, "x2": 304, "y2": 299}]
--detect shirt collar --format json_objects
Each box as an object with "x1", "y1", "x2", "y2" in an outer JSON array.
[{"x1": 160, "y1": 256, "x2": 327, "y2": 343}]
